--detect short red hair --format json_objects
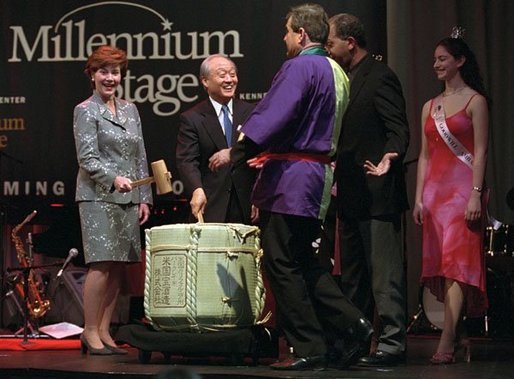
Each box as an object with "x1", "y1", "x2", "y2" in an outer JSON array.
[{"x1": 84, "y1": 45, "x2": 128, "y2": 87}]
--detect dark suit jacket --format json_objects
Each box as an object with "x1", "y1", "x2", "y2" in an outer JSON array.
[
  {"x1": 336, "y1": 54, "x2": 410, "y2": 219},
  {"x1": 176, "y1": 98, "x2": 256, "y2": 223}
]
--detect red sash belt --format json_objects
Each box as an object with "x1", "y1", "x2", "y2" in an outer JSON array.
[{"x1": 252, "y1": 152, "x2": 332, "y2": 166}]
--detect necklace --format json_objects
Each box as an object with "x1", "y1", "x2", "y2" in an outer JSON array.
[{"x1": 443, "y1": 86, "x2": 468, "y2": 97}]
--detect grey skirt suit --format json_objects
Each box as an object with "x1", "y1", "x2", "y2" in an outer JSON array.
[{"x1": 73, "y1": 91, "x2": 153, "y2": 264}]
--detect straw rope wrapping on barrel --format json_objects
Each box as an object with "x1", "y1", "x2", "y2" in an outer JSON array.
[
  {"x1": 185, "y1": 225, "x2": 200, "y2": 330},
  {"x1": 144, "y1": 224, "x2": 266, "y2": 332}
]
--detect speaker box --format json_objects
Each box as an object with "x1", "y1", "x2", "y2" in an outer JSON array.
[
  {"x1": 44, "y1": 266, "x2": 130, "y2": 327},
  {"x1": 1, "y1": 288, "x2": 23, "y2": 329},
  {"x1": 44, "y1": 267, "x2": 87, "y2": 326}
]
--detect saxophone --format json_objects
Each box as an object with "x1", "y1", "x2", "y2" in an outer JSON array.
[{"x1": 11, "y1": 210, "x2": 51, "y2": 318}]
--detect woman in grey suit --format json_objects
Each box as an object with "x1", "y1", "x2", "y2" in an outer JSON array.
[{"x1": 73, "y1": 45, "x2": 152, "y2": 355}]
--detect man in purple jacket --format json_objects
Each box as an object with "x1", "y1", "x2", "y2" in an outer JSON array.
[{"x1": 227, "y1": 3, "x2": 373, "y2": 371}]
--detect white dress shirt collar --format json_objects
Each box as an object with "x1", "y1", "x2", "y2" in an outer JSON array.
[{"x1": 209, "y1": 97, "x2": 233, "y2": 118}]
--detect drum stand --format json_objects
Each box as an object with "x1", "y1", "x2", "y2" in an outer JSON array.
[
  {"x1": 407, "y1": 304, "x2": 492, "y2": 337},
  {"x1": 483, "y1": 313, "x2": 490, "y2": 337},
  {"x1": 406, "y1": 305, "x2": 425, "y2": 334},
  {"x1": 406, "y1": 304, "x2": 439, "y2": 334}
]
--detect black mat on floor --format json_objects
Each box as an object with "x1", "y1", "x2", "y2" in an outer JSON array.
[{"x1": 116, "y1": 323, "x2": 278, "y2": 364}]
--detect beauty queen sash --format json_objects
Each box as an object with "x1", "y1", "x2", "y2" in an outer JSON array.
[
  {"x1": 432, "y1": 96, "x2": 500, "y2": 228},
  {"x1": 432, "y1": 96, "x2": 474, "y2": 169}
]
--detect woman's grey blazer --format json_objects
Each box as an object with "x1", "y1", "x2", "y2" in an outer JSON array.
[{"x1": 73, "y1": 91, "x2": 153, "y2": 205}]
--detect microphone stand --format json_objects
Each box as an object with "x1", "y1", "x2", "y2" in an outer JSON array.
[{"x1": 5, "y1": 262, "x2": 61, "y2": 344}]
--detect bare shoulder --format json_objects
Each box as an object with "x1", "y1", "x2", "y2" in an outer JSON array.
[
  {"x1": 466, "y1": 92, "x2": 488, "y2": 118},
  {"x1": 469, "y1": 92, "x2": 487, "y2": 107},
  {"x1": 422, "y1": 98, "x2": 435, "y2": 116}
]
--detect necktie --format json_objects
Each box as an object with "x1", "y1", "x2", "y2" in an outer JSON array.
[{"x1": 222, "y1": 104, "x2": 232, "y2": 147}]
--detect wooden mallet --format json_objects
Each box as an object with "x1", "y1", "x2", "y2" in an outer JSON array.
[{"x1": 131, "y1": 159, "x2": 172, "y2": 194}]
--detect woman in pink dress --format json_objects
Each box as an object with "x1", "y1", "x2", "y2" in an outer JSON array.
[{"x1": 413, "y1": 29, "x2": 489, "y2": 364}]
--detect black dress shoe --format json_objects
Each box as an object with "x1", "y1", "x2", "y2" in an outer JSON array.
[
  {"x1": 333, "y1": 317, "x2": 373, "y2": 367},
  {"x1": 357, "y1": 350, "x2": 404, "y2": 367},
  {"x1": 327, "y1": 341, "x2": 364, "y2": 369},
  {"x1": 346, "y1": 317, "x2": 374, "y2": 344},
  {"x1": 270, "y1": 355, "x2": 327, "y2": 370}
]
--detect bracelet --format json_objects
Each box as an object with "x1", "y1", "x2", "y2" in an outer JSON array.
[{"x1": 472, "y1": 186, "x2": 483, "y2": 193}]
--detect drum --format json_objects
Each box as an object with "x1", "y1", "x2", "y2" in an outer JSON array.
[
  {"x1": 144, "y1": 223, "x2": 266, "y2": 332},
  {"x1": 421, "y1": 285, "x2": 444, "y2": 330},
  {"x1": 485, "y1": 225, "x2": 514, "y2": 272},
  {"x1": 485, "y1": 225, "x2": 514, "y2": 257},
  {"x1": 420, "y1": 270, "x2": 514, "y2": 338}
]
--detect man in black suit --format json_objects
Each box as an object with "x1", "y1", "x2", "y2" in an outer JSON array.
[
  {"x1": 326, "y1": 14, "x2": 410, "y2": 366},
  {"x1": 176, "y1": 54, "x2": 257, "y2": 224}
]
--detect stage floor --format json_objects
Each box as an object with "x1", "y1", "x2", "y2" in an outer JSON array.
[{"x1": 1, "y1": 335, "x2": 514, "y2": 379}]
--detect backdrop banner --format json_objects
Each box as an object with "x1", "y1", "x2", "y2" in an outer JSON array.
[{"x1": 0, "y1": 0, "x2": 385, "y2": 224}]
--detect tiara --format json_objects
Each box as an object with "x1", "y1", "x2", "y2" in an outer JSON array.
[{"x1": 450, "y1": 26, "x2": 466, "y2": 39}]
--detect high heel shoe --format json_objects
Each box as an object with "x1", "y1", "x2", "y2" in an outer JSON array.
[
  {"x1": 430, "y1": 339, "x2": 471, "y2": 364},
  {"x1": 455, "y1": 321, "x2": 471, "y2": 362},
  {"x1": 430, "y1": 351, "x2": 455, "y2": 364},
  {"x1": 101, "y1": 340, "x2": 128, "y2": 355},
  {"x1": 80, "y1": 334, "x2": 112, "y2": 355}
]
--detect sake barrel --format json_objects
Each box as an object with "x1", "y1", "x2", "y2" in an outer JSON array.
[{"x1": 144, "y1": 223, "x2": 265, "y2": 332}]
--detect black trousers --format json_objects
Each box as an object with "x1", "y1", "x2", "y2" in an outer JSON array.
[
  {"x1": 338, "y1": 214, "x2": 406, "y2": 355},
  {"x1": 224, "y1": 186, "x2": 245, "y2": 224},
  {"x1": 317, "y1": 195, "x2": 338, "y2": 273},
  {"x1": 260, "y1": 210, "x2": 364, "y2": 357}
]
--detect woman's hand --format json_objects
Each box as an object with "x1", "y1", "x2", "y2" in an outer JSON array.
[
  {"x1": 412, "y1": 202, "x2": 424, "y2": 225},
  {"x1": 139, "y1": 203, "x2": 150, "y2": 225},
  {"x1": 465, "y1": 193, "x2": 482, "y2": 223},
  {"x1": 114, "y1": 176, "x2": 132, "y2": 192}
]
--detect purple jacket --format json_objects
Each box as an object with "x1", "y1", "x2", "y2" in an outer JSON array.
[{"x1": 241, "y1": 48, "x2": 349, "y2": 219}]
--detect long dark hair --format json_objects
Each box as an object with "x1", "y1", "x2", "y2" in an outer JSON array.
[{"x1": 437, "y1": 37, "x2": 488, "y2": 99}]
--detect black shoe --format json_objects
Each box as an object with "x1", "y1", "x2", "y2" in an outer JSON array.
[
  {"x1": 346, "y1": 317, "x2": 374, "y2": 344},
  {"x1": 327, "y1": 341, "x2": 364, "y2": 369},
  {"x1": 270, "y1": 355, "x2": 327, "y2": 370},
  {"x1": 357, "y1": 350, "x2": 404, "y2": 367},
  {"x1": 79, "y1": 334, "x2": 112, "y2": 356},
  {"x1": 101, "y1": 341, "x2": 128, "y2": 355},
  {"x1": 334, "y1": 317, "x2": 373, "y2": 367}
]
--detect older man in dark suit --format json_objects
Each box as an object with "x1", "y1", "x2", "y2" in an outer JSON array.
[
  {"x1": 327, "y1": 14, "x2": 410, "y2": 367},
  {"x1": 176, "y1": 54, "x2": 257, "y2": 224}
]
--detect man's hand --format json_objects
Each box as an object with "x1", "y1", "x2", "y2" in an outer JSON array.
[
  {"x1": 247, "y1": 157, "x2": 264, "y2": 169},
  {"x1": 191, "y1": 188, "x2": 207, "y2": 220},
  {"x1": 363, "y1": 152, "x2": 399, "y2": 176},
  {"x1": 208, "y1": 148, "x2": 231, "y2": 172},
  {"x1": 251, "y1": 205, "x2": 259, "y2": 224}
]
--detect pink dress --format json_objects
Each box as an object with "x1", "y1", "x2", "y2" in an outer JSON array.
[{"x1": 421, "y1": 96, "x2": 488, "y2": 317}]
